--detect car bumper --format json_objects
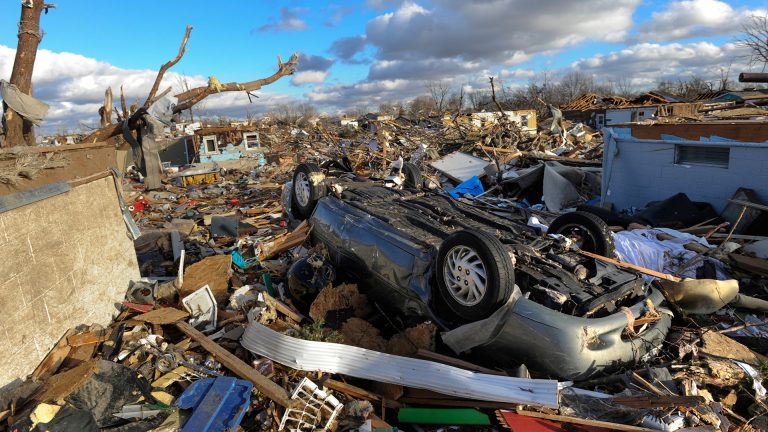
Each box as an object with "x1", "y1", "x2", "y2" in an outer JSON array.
[{"x1": 443, "y1": 286, "x2": 670, "y2": 380}]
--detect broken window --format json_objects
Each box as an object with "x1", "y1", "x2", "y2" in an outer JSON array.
[
  {"x1": 675, "y1": 145, "x2": 730, "y2": 168},
  {"x1": 203, "y1": 135, "x2": 218, "y2": 154},
  {"x1": 243, "y1": 132, "x2": 260, "y2": 150}
]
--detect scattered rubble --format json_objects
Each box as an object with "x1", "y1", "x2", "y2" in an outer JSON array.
[{"x1": 3, "y1": 70, "x2": 768, "y2": 432}]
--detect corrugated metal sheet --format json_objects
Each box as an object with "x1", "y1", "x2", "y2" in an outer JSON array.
[{"x1": 241, "y1": 322, "x2": 559, "y2": 408}]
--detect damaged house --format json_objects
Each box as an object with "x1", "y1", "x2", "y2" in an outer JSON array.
[
  {"x1": 194, "y1": 125, "x2": 267, "y2": 163},
  {"x1": 561, "y1": 92, "x2": 675, "y2": 129},
  {"x1": 444, "y1": 109, "x2": 538, "y2": 136}
]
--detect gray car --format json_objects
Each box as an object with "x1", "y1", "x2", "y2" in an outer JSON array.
[{"x1": 288, "y1": 163, "x2": 670, "y2": 380}]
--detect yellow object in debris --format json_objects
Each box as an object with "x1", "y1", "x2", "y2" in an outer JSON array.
[
  {"x1": 152, "y1": 366, "x2": 192, "y2": 388},
  {"x1": 30, "y1": 403, "x2": 62, "y2": 428},
  {"x1": 152, "y1": 391, "x2": 175, "y2": 405},
  {"x1": 181, "y1": 172, "x2": 219, "y2": 187}
]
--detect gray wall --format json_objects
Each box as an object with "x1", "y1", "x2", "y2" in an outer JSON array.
[{"x1": 604, "y1": 134, "x2": 768, "y2": 212}]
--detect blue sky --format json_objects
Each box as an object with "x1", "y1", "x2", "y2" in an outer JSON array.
[{"x1": 0, "y1": 0, "x2": 766, "y2": 131}]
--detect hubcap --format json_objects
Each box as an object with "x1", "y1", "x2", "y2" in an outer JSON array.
[
  {"x1": 443, "y1": 245, "x2": 487, "y2": 306},
  {"x1": 294, "y1": 172, "x2": 311, "y2": 207}
]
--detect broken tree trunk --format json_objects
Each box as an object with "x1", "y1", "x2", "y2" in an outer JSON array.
[
  {"x1": 2, "y1": 1, "x2": 55, "y2": 147},
  {"x1": 99, "y1": 87, "x2": 113, "y2": 127}
]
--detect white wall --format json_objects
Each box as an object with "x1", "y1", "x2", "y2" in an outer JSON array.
[
  {"x1": 605, "y1": 107, "x2": 657, "y2": 127},
  {"x1": 604, "y1": 133, "x2": 768, "y2": 212}
]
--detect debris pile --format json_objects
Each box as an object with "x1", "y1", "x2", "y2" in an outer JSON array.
[{"x1": 4, "y1": 79, "x2": 768, "y2": 432}]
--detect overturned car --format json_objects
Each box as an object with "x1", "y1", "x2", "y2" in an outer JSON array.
[{"x1": 285, "y1": 162, "x2": 670, "y2": 380}]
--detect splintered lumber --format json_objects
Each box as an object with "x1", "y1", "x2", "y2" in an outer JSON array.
[
  {"x1": 325, "y1": 379, "x2": 401, "y2": 408},
  {"x1": 579, "y1": 250, "x2": 682, "y2": 282},
  {"x1": 262, "y1": 292, "x2": 307, "y2": 323},
  {"x1": 133, "y1": 307, "x2": 189, "y2": 325},
  {"x1": 66, "y1": 331, "x2": 108, "y2": 347},
  {"x1": 260, "y1": 220, "x2": 310, "y2": 259},
  {"x1": 30, "y1": 329, "x2": 75, "y2": 381},
  {"x1": 175, "y1": 322, "x2": 293, "y2": 407}
]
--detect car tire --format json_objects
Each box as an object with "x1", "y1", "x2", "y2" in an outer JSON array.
[
  {"x1": 402, "y1": 162, "x2": 422, "y2": 189},
  {"x1": 548, "y1": 211, "x2": 615, "y2": 256},
  {"x1": 291, "y1": 163, "x2": 327, "y2": 219},
  {"x1": 436, "y1": 229, "x2": 514, "y2": 322}
]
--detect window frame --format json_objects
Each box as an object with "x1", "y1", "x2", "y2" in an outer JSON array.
[{"x1": 674, "y1": 144, "x2": 730, "y2": 169}]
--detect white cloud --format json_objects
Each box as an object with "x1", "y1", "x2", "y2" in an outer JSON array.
[
  {"x1": 291, "y1": 70, "x2": 328, "y2": 85},
  {"x1": 636, "y1": 0, "x2": 766, "y2": 42},
  {"x1": 306, "y1": 79, "x2": 417, "y2": 107},
  {"x1": 365, "y1": 0, "x2": 640, "y2": 65},
  {"x1": 570, "y1": 41, "x2": 751, "y2": 87},
  {"x1": 501, "y1": 69, "x2": 536, "y2": 80}
]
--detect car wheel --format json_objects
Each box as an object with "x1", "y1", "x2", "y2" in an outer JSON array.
[
  {"x1": 436, "y1": 230, "x2": 514, "y2": 322},
  {"x1": 291, "y1": 163, "x2": 327, "y2": 219},
  {"x1": 402, "y1": 162, "x2": 422, "y2": 189},
  {"x1": 548, "y1": 211, "x2": 615, "y2": 256}
]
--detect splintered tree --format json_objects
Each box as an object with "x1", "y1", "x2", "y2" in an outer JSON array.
[
  {"x1": 2, "y1": 1, "x2": 56, "y2": 147},
  {"x1": 83, "y1": 25, "x2": 298, "y2": 190}
]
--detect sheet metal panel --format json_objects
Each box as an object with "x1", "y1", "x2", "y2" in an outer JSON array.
[{"x1": 241, "y1": 322, "x2": 559, "y2": 408}]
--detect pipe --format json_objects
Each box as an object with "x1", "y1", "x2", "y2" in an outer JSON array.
[{"x1": 739, "y1": 72, "x2": 768, "y2": 83}]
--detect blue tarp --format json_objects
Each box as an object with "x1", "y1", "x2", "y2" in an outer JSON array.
[{"x1": 447, "y1": 176, "x2": 484, "y2": 198}]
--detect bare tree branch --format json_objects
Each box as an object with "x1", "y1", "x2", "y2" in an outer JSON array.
[
  {"x1": 173, "y1": 53, "x2": 299, "y2": 113},
  {"x1": 143, "y1": 25, "x2": 192, "y2": 108}
]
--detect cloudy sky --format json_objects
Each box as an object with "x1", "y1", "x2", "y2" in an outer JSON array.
[{"x1": 0, "y1": 0, "x2": 765, "y2": 133}]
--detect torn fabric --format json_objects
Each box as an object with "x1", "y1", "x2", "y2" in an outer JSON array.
[{"x1": 0, "y1": 79, "x2": 49, "y2": 125}]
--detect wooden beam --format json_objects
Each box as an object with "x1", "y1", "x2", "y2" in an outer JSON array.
[
  {"x1": 513, "y1": 409, "x2": 656, "y2": 431},
  {"x1": 262, "y1": 292, "x2": 308, "y2": 323},
  {"x1": 325, "y1": 379, "x2": 401, "y2": 408},
  {"x1": 579, "y1": 250, "x2": 682, "y2": 282},
  {"x1": 175, "y1": 321, "x2": 293, "y2": 407}
]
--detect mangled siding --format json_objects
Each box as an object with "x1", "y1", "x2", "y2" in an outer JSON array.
[{"x1": 0, "y1": 176, "x2": 140, "y2": 388}]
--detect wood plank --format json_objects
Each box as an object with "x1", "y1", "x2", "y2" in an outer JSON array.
[
  {"x1": 478, "y1": 146, "x2": 523, "y2": 156},
  {"x1": 133, "y1": 307, "x2": 189, "y2": 325},
  {"x1": 175, "y1": 321, "x2": 293, "y2": 407},
  {"x1": 729, "y1": 253, "x2": 768, "y2": 276},
  {"x1": 262, "y1": 292, "x2": 307, "y2": 323},
  {"x1": 579, "y1": 250, "x2": 682, "y2": 282},
  {"x1": 514, "y1": 409, "x2": 656, "y2": 431},
  {"x1": 325, "y1": 379, "x2": 401, "y2": 408},
  {"x1": 630, "y1": 372, "x2": 666, "y2": 397},
  {"x1": 30, "y1": 329, "x2": 75, "y2": 381},
  {"x1": 66, "y1": 332, "x2": 108, "y2": 347}
]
